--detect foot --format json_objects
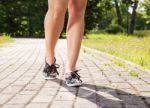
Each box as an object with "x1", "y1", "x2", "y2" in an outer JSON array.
[
  {"x1": 65, "y1": 70, "x2": 83, "y2": 87},
  {"x1": 43, "y1": 57, "x2": 59, "y2": 80}
]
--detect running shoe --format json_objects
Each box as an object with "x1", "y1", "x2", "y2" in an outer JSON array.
[
  {"x1": 65, "y1": 70, "x2": 83, "y2": 87},
  {"x1": 43, "y1": 57, "x2": 59, "y2": 80}
]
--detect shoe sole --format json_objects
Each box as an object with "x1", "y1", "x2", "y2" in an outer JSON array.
[
  {"x1": 43, "y1": 76, "x2": 57, "y2": 80},
  {"x1": 65, "y1": 82, "x2": 83, "y2": 87},
  {"x1": 43, "y1": 72, "x2": 57, "y2": 80}
]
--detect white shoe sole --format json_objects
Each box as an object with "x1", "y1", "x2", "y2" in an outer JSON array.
[
  {"x1": 43, "y1": 75, "x2": 56, "y2": 80},
  {"x1": 43, "y1": 72, "x2": 57, "y2": 80},
  {"x1": 65, "y1": 82, "x2": 83, "y2": 87}
]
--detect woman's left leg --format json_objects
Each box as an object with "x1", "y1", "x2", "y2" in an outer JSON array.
[
  {"x1": 65, "y1": 0, "x2": 87, "y2": 87},
  {"x1": 66, "y1": 0, "x2": 87, "y2": 72}
]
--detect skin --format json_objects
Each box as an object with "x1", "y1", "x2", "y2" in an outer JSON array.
[{"x1": 44, "y1": 0, "x2": 87, "y2": 72}]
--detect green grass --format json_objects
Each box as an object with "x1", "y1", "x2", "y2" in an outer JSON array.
[
  {"x1": 82, "y1": 32, "x2": 150, "y2": 70},
  {"x1": 111, "y1": 59, "x2": 139, "y2": 77},
  {"x1": 128, "y1": 69, "x2": 139, "y2": 77},
  {"x1": 99, "y1": 68, "x2": 104, "y2": 71},
  {"x1": 111, "y1": 59, "x2": 125, "y2": 67},
  {"x1": 0, "y1": 34, "x2": 12, "y2": 46}
]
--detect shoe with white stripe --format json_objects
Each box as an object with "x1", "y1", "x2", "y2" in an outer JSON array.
[
  {"x1": 65, "y1": 70, "x2": 83, "y2": 87},
  {"x1": 43, "y1": 57, "x2": 59, "y2": 80}
]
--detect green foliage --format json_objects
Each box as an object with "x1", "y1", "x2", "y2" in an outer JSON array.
[
  {"x1": 0, "y1": 0, "x2": 47, "y2": 37},
  {"x1": 0, "y1": 0, "x2": 149, "y2": 37},
  {"x1": 0, "y1": 33, "x2": 12, "y2": 45},
  {"x1": 141, "y1": 0, "x2": 150, "y2": 29},
  {"x1": 105, "y1": 24, "x2": 124, "y2": 34},
  {"x1": 85, "y1": 0, "x2": 102, "y2": 32},
  {"x1": 134, "y1": 30, "x2": 150, "y2": 37}
]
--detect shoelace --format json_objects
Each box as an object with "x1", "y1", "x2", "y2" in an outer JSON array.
[
  {"x1": 71, "y1": 69, "x2": 82, "y2": 81},
  {"x1": 45, "y1": 64, "x2": 60, "y2": 75},
  {"x1": 44, "y1": 57, "x2": 60, "y2": 75}
]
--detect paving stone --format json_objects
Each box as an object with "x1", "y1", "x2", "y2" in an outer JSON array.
[
  {"x1": 132, "y1": 84, "x2": 150, "y2": 92},
  {"x1": 144, "y1": 97, "x2": 150, "y2": 106},
  {"x1": 125, "y1": 104, "x2": 148, "y2": 108},
  {"x1": 0, "y1": 39, "x2": 150, "y2": 108},
  {"x1": 43, "y1": 81, "x2": 60, "y2": 88},
  {"x1": 0, "y1": 94, "x2": 13, "y2": 105},
  {"x1": 119, "y1": 95, "x2": 145, "y2": 105},
  {"x1": 74, "y1": 98, "x2": 97, "y2": 108},
  {"x1": 26, "y1": 102, "x2": 49, "y2": 108},
  {"x1": 32, "y1": 95, "x2": 53, "y2": 103},
  {"x1": 38, "y1": 88, "x2": 57, "y2": 96},
  {"x1": 127, "y1": 78, "x2": 146, "y2": 85},
  {"x1": 2, "y1": 104, "x2": 25, "y2": 108},
  {"x1": 50, "y1": 101, "x2": 73, "y2": 108},
  {"x1": 1, "y1": 85, "x2": 23, "y2": 94},
  {"x1": 116, "y1": 88, "x2": 138, "y2": 95},
  {"x1": 7, "y1": 94, "x2": 33, "y2": 104},
  {"x1": 59, "y1": 86, "x2": 76, "y2": 92},
  {"x1": 78, "y1": 89, "x2": 96, "y2": 99},
  {"x1": 141, "y1": 77, "x2": 150, "y2": 84},
  {"x1": 19, "y1": 90, "x2": 37, "y2": 95},
  {"x1": 109, "y1": 77, "x2": 125, "y2": 83},
  {"x1": 24, "y1": 84, "x2": 42, "y2": 91},
  {"x1": 111, "y1": 83, "x2": 132, "y2": 89},
  {"x1": 55, "y1": 92, "x2": 76, "y2": 101},
  {"x1": 98, "y1": 99, "x2": 122, "y2": 108},
  {"x1": 97, "y1": 90, "x2": 120, "y2": 102},
  {"x1": 140, "y1": 92, "x2": 150, "y2": 97},
  {"x1": 0, "y1": 83, "x2": 8, "y2": 89},
  {"x1": 97, "y1": 88, "x2": 118, "y2": 96}
]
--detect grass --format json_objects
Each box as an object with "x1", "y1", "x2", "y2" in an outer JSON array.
[
  {"x1": 82, "y1": 31, "x2": 150, "y2": 70},
  {"x1": 0, "y1": 34, "x2": 12, "y2": 46},
  {"x1": 111, "y1": 59, "x2": 139, "y2": 77},
  {"x1": 99, "y1": 67, "x2": 104, "y2": 71},
  {"x1": 130, "y1": 72, "x2": 139, "y2": 77},
  {"x1": 111, "y1": 59, "x2": 126, "y2": 67}
]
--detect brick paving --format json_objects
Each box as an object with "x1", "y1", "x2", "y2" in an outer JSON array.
[{"x1": 0, "y1": 38, "x2": 150, "y2": 108}]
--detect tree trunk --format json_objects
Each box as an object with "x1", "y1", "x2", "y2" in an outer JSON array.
[
  {"x1": 129, "y1": 0, "x2": 138, "y2": 34},
  {"x1": 114, "y1": 0, "x2": 122, "y2": 26}
]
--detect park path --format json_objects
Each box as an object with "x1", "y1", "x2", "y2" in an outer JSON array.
[{"x1": 0, "y1": 38, "x2": 150, "y2": 108}]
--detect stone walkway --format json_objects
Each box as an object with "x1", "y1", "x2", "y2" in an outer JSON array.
[{"x1": 0, "y1": 38, "x2": 150, "y2": 108}]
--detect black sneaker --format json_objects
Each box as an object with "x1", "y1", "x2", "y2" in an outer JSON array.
[
  {"x1": 43, "y1": 57, "x2": 59, "y2": 80},
  {"x1": 65, "y1": 70, "x2": 83, "y2": 87}
]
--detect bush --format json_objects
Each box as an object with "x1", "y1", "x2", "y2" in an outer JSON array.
[
  {"x1": 134, "y1": 30, "x2": 150, "y2": 37},
  {"x1": 105, "y1": 24, "x2": 124, "y2": 34}
]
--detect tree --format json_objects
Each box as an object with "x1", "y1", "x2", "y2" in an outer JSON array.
[
  {"x1": 113, "y1": 0, "x2": 122, "y2": 26},
  {"x1": 141, "y1": 0, "x2": 150, "y2": 29},
  {"x1": 129, "y1": 0, "x2": 139, "y2": 34},
  {"x1": 0, "y1": 0, "x2": 149, "y2": 37},
  {"x1": 85, "y1": 0, "x2": 102, "y2": 32}
]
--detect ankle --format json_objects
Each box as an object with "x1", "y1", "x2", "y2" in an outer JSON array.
[
  {"x1": 66, "y1": 63, "x2": 76, "y2": 73},
  {"x1": 46, "y1": 57, "x2": 56, "y2": 65}
]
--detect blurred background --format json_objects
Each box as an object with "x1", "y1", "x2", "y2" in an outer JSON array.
[{"x1": 0, "y1": 0, "x2": 150, "y2": 37}]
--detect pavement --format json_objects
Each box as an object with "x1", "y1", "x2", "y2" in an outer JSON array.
[{"x1": 0, "y1": 38, "x2": 149, "y2": 108}]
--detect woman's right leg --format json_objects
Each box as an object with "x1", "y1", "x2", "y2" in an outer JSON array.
[{"x1": 44, "y1": 0, "x2": 68, "y2": 65}]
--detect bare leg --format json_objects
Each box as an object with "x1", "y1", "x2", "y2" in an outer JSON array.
[
  {"x1": 44, "y1": 0, "x2": 68, "y2": 65},
  {"x1": 66, "y1": 0, "x2": 87, "y2": 71}
]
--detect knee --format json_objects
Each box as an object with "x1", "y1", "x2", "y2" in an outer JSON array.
[
  {"x1": 69, "y1": 8, "x2": 85, "y2": 18},
  {"x1": 68, "y1": 1, "x2": 87, "y2": 18},
  {"x1": 47, "y1": 7, "x2": 66, "y2": 20}
]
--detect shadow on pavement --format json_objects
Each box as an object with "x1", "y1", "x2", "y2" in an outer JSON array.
[{"x1": 49, "y1": 78, "x2": 149, "y2": 108}]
